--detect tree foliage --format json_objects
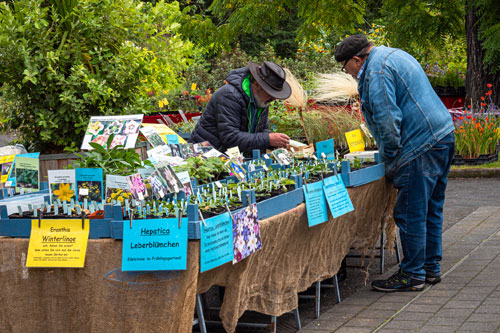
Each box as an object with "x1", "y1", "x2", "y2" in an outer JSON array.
[
  {"x1": 471, "y1": 0, "x2": 500, "y2": 74},
  {"x1": 0, "y1": 0, "x2": 196, "y2": 153}
]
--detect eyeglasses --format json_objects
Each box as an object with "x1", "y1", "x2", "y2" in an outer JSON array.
[{"x1": 341, "y1": 58, "x2": 352, "y2": 72}]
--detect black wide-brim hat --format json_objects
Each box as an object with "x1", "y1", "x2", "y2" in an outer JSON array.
[{"x1": 248, "y1": 61, "x2": 292, "y2": 100}]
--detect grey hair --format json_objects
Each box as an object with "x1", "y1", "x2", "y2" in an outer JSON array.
[{"x1": 355, "y1": 41, "x2": 375, "y2": 58}]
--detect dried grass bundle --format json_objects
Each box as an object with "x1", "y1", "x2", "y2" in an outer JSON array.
[
  {"x1": 284, "y1": 68, "x2": 307, "y2": 110},
  {"x1": 312, "y1": 72, "x2": 359, "y2": 104}
]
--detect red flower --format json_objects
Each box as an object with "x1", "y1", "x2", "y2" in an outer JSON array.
[
  {"x1": 481, "y1": 96, "x2": 485, "y2": 101},
  {"x1": 458, "y1": 116, "x2": 464, "y2": 120},
  {"x1": 486, "y1": 90, "x2": 492, "y2": 95},
  {"x1": 466, "y1": 115, "x2": 472, "y2": 119},
  {"x1": 487, "y1": 83, "x2": 493, "y2": 88},
  {"x1": 468, "y1": 105, "x2": 471, "y2": 108},
  {"x1": 458, "y1": 99, "x2": 462, "y2": 103}
]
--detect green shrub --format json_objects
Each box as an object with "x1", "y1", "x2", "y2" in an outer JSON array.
[{"x1": 0, "y1": 0, "x2": 196, "y2": 153}]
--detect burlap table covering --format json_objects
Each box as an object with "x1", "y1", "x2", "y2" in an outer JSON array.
[
  {"x1": 197, "y1": 177, "x2": 396, "y2": 332},
  {"x1": 0, "y1": 239, "x2": 199, "y2": 333}
]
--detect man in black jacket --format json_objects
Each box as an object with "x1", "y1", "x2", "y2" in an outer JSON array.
[{"x1": 189, "y1": 61, "x2": 292, "y2": 153}]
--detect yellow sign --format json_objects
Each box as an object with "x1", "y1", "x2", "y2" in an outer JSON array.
[
  {"x1": 345, "y1": 129, "x2": 365, "y2": 152},
  {"x1": 141, "y1": 123, "x2": 187, "y2": 144},
  {"x1": 26, "y1": 219, "x2": 90, "y2": 268},
  {"x1": 0, "y1": 154, "x2": 15, "y2": 183},
  {"x1": 225, "y1": 146, "x2": 241, "y2": 160}
]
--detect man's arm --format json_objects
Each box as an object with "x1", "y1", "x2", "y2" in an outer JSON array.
[{"x1": 367, "y1": 71, "x2": 403, "y2": 163}]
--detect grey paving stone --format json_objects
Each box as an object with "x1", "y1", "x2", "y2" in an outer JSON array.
[
  {"x1": 474, "y1": 305, "x2": 500, "y2": 314},
  {"x1": 423, "y1": 289, "x2": 458, "y2": 298},
  {"x1": 460, "y1": 285, "x2": 497, "y2": 294},
  {"x1": 481, "y1": 297, "x2": 500, "y2": 306},
  {"x1": 425, "y1": 315, "x2": 466, "y2": 326},
  {"x1": 432, "y1": 282, "x2": 465, "y2": 290},
  {"x1": 299, "y1": 329, "x2": 330, "y2": 333},
  {"x1": 412, "y1": 296, "x2": 451, "y2": 306},
  {"x1": 435, "y1": 307, "x2": 475, "y2": 317},
  {"x1": 459, "y1": 259, "x2": 492, "y2": 266},
  {"x1": 442, "y1": 299, "x2": 483, "y2": 309},
  {"x1": 467, "y1": 278, "x2": 500, "y2": 287},
  {"x1": 315, "y1": 311, "x2": 356, "y2": 322},
  {"x1": 403, "y1": 304, "x2": 442, "y2": 313},
  {"x1": 451, "y1": 292, "x2": 489, "y2": 301},
  {"x1": 334, "y1": 327, "x2": 373, "y2": 333},
  {"x1": 382, "y1": 319, "x2": 423, "y2": 330},
  {"x1": 392, "y1": 311, "x2": 434, "y2": 321},
  {"x1": 324, "y1": 305, "x2": 366, "y2": 315},
  {"x1": 338, "y1": 297, "x2": 378, "y2": 306},
  {"x1": 466, "y1": 313, "x2": 500, "y2": 322},
  {"x1": 377, "y1": 294, "x2": 416, "y2": 303},
  {"x1": 364, "y1": 302, "x2": 407, "y2": 311},
  {"x1": 355, "y1": 309, "x2": 396, "y2": 319},
  {"x1": 303, "y1": 320, "x2": 344, "y2": 330},
  {"x1": 343, "y1": 317, "x2": 385, "y2": 327},
  {"x1": 457, "y1": 321, "x2": 500, "y2": 331},
  {"x1": 418, "y1": 324, "x2": 462, "y2": 332}
]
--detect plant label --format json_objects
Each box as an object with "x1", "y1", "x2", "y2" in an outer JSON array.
[
  {"x1": 215, "y1": 181, "x2": 223, "y2": 189},
  {"x1": 79, "y1": 188, "x2": 89, "y2": 196}
]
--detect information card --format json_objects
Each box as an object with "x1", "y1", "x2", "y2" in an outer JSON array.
[
  {"x1": 122, "y1": 218, "x2": 188, "y2": 271},
  {"x1": 316, "y1": 138, "x2": 335, "y2": 160},
  {"x1": 303, "y1": 181, "x2": 329, "y2": 227},
  {"x1": 323, "y1": 176, "x2": 354, "y2": 218},
  {"x1": 200, "y1": 212, "x2": 234, "y2": 272},
  {"x1": 26, "y1": 219, "x2": 90, "y2": 268}
]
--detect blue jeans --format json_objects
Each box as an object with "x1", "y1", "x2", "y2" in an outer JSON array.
[{"x1": 392, "y1": 132, "x2": 455, "y2": 280}]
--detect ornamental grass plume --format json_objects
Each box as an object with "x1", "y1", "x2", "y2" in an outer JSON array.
[
  {"x1": 312, "y1": 72, "x2": 359, "y2": 104},
  {"x1": 284, "y1": 68, "x2": 310, "y2": 143}
]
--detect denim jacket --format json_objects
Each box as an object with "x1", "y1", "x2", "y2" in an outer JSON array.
[{"x1": 358, "y1": 46, "x2": 454, "y2": 178}]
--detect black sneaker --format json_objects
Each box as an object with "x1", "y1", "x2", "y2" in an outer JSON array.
[
  {"x1": 425, "y1": 273, "x2": 441, "y2": 285},
  {"x1": 372, "y1": 270, "x2": 425, "y2": 292}
]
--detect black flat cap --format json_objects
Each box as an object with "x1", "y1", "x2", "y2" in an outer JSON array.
[{"x1": 334, "y1": 34, "x2": 370, "y2": 62}]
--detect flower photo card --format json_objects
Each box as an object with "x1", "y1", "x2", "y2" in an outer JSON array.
[
  {"x1": 105, "y1": 175, "x2": 132, "y2": 204},
  {"x1": 232, "y1": 203, "x2": 262, "y2": 264},
  {"x1": 81, "y1": 114, "x2": 144, "y2": 150},
  {"x1": 126, "y1": 173, "x2": 148, "y2": 201},
  {"x1": 147, "y1": 171, "x2": 169, "y2": 199},
  {"x1": 48, "y1": 169, "x2": 76, "y2": 204}
]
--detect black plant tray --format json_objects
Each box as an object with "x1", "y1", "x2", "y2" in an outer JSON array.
[{"x1": 452, "y1": 153, "x2": 498, "y2": 166}]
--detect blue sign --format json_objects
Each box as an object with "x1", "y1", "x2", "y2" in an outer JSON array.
[
  {"x1": 122, "y1": 218, "x2": 188, "y2": 271},
  {"x1": 316, "y1": 138, "x2": 335, "y2": 160},
  {"x1": 323, "y1": 175, "x2": 354, "y2": 218},
  {"x1": 165, "y1": 134, "x2": 179, "y2": 145},
  {"x1": 303, "y1": 180, "x2": 329, "y2": 227},
  {"x1": 200, "y1": 212, "x2": 234, "y2": 272}
]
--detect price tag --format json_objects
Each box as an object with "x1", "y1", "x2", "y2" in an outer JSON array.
[
  {"x1": 312, "y1": 155, "x2": 318, "y2": 160},
  {"x1": 138, "y1": 192, "x2": 145, "y2": 201},
  {"x1": 263, "y1": 154, "x2": 270, "y2": 159},
  {"x1": 262, "y1": 165, "x2": 269, "y2": 172},
  {"x1": 5, "y1": 181, "x2": 12, "y2": 187},
  {"x1": 321, "y1": 152, "x2": 327, "y2": 159},
  {"x1": 79, "y1": 188, "x2": 89, "y2": 196},
  {"x1": 215, "y1": 181, "x2": 223, "y2": 189}
]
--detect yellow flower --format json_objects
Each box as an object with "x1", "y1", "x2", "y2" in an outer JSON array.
[
  {"x1": 375, "y1": 29, "x2": 379, "y2": 33},
  {"x1": 372, "y1": 23, "x2": 375, "y2": 28},
  {"x1": 111, "y1": 193, "x2": 117, "y2": 199},
  {"x1": 53, "y1": 183, "x2": 74, "y2": 202},
  {"x1": 117, "y1": 196, "x2": 124, "y2": 203}
]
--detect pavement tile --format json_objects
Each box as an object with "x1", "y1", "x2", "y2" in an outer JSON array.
[
  {"x1": 355, "y1": 309, "x2": 396, "y2": 319},
  {"x1": 376, "y1": 294, "x2": 416, "y2": 303},
  {"x1": 324, "y1": 305, "x2": 366, "y2": 315},
  {"x1": 435, "y1": 307, "x2": 475, "y2": 317},
  {"x1": 418, "y1": 324, "x2": 462, "y2": 332},
  {"x1": 392, "y1": 311, "x2": 434, "y2": 321},
  {"x1": 425, "y1": 315, "x2": 466, "y2": 326},
  {"x1": 364, "y1": 302, "x2": 407, "y2": 311},
  {"x1": 467, "y1": 278, "x2": 500, "y2": 287},
  {"x1": 403, "y1": 304, "x2": 442, "y2": 313},
  {"x1": 422, "y1": 289, "x2": 458, "y2": 297},
  {"x1": 474, "y1": 305, "x2": 500, "y2": 314},
  {"x1": 299, "y1": 329, "x2": 330, "y2": 333},
  {"x1": 381, "y1": 319, "x2": 423, "y2": 330},
  {"x1": 466, "y1": 313, "x2": 500, "y2": 322},
  {"x1": 457, "y1": 321, "x2": 500, "y2": 331},
  {"x1": 431, "y1": 282, "x2": 464, "y2": 290},
  {"x1": 343, "y1": 317, "x2": 385, "y2": 327},
  {"x1": 338, "y1": 297, "x2": 378, "y2": 306},
  {"x1": 460, "y1": 285, "x2": 497, "y2": 294},
  {"x1": 480, "y1": 297, "x2": 500, "y2": 306},
  {"x1": 450, "y1": 292, "x2": 489, "y2": 301},
  {"x1": 334, "y1": 327, "x2": 373, "y2": 333},
  {"x1": 412, "y1": 296, "x2": 450, "y2": 306},
  {"x1": 442, "y1": 299, "x2": 483, "y2": 309},
  {"x1": 303, "y1": 320, "x2": 344, "y2": 330}
]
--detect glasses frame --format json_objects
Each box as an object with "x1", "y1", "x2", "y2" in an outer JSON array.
[{"x1": 341, "y1": 58, "x2": 352, "y2": 72}]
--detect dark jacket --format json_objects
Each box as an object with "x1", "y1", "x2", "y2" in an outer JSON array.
[{"x1": 189, "y1": 67, "x2": 271, "y2": 153}]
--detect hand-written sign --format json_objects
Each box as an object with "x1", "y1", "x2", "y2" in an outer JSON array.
[
  {"x1": 316, "y1": 138, "x2": 335, "y2": 160},
  {"x1": 303, "y1": 181, "x2": 329, "y2": 227},
  {"x1": 26, "y1": 219, "x2": 90, "y2": 268},
  {"x1": 200, "y1": 212, "x2": 234, "y2": 272},
  {"x1": 122, "y1": 218, "x2": 188, "y2": 271},
  {"x1": 323, "y1": 175, "x2": 354, "y2": 218}
]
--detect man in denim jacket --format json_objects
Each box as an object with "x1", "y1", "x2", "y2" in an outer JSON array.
[{"x1": 335, "y1": 35, "x2": 455, "y2": 292}]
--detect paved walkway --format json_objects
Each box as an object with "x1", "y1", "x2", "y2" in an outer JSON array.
[{"x1": 301, "y1": 206, "x2": 500, "y2": 332}]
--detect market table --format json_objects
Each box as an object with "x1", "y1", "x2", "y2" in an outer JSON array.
[
  {"x1": 197, "y1": 177, "x2": 396, "y2": 332},
  {"x1": 0, "y1": 178, "x2": 396, "y2": 333}
]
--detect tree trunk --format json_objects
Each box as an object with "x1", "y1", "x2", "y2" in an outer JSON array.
[{"x1": 466, "y1": 1, "x2": 500, "y2": 109}]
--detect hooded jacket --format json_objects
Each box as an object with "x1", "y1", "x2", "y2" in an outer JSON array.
[{"x1": 189, "y1": 67, "x2": 271, "y2": 152}]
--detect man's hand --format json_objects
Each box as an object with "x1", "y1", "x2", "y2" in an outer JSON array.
[{"x1": 269, "y1": 133, "x2": 290, "y2": 148}]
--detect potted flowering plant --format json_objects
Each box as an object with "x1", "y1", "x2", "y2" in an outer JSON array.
[{"x1": 453, "y1": 84, "x2": 499, "y2": 164}]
